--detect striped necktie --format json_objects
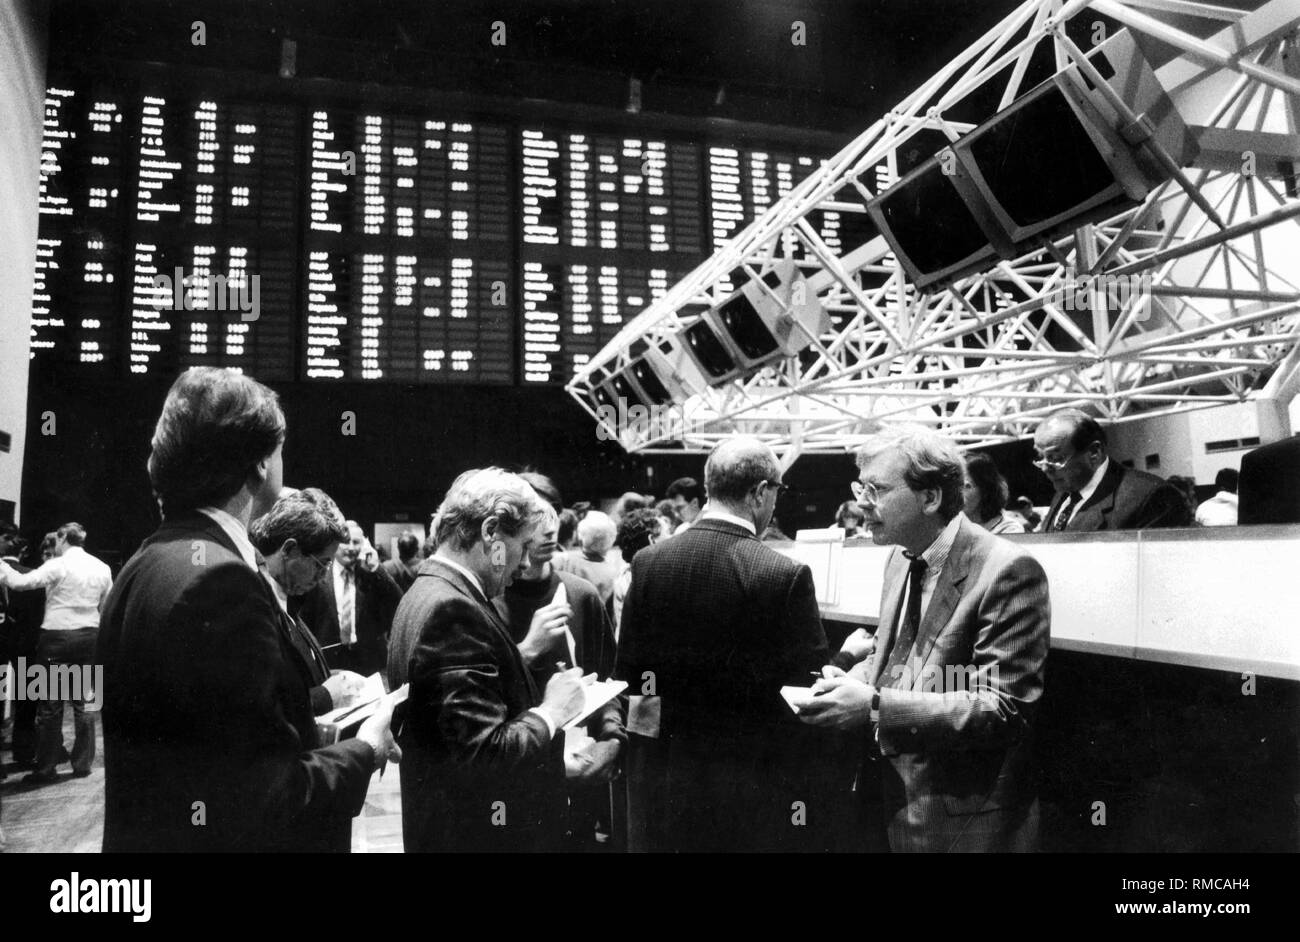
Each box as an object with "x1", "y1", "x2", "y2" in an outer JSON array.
[{"x1": 1053, "y1": 491, "x2": 1082, "y2": 531}]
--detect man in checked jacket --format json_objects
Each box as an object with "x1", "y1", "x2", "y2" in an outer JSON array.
[{"x1": 799, "y1": 425, "x2": 1050, "y2": 852}]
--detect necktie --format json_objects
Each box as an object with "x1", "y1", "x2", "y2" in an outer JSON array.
[
  {"x1": 339, "y1": 567, "x2": 355, "y2": 645},
  {"x1": 1053, "y1": 491, "x2": 1082, "y2": 531},
  {"x1": 881, "y1": 555, "x2": 928, "y2": 687}
]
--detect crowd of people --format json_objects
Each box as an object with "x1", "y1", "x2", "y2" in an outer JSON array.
[{"x1": 0, "y1": 365, "x2": 1282, "y2": 852}]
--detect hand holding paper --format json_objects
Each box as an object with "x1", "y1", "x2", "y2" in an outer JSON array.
[{"x1": 355, "y1": 684, "x2": 408, "y2": 776}]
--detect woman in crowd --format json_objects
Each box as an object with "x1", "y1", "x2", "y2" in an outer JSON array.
[{"x1": 963, "y1": 452, "x2": 1025, "y2": 534}]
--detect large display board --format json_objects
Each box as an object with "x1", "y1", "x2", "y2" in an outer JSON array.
[{"x1": 32, "y1": 72, "x2": 854, "y2": 386}]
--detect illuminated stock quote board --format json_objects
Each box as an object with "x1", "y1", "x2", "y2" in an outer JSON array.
[{"x1": 32, "y1": 73, "x2": 857, "y2": 386}]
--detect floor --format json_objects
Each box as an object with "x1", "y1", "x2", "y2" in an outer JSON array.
[{"x1": 0, "y1": 711, "x2": 403, "y2": 853}]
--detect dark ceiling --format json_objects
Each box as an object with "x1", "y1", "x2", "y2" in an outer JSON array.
[{"x1": 48, "y1": 0, "x2": 1028, "y2": 130}]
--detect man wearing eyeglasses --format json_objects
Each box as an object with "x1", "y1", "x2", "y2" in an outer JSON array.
[
  {"x1": 798, "y1": 424, "x2": 1049, "y2": 852},
  {"x1": 1032, "y1": 409, "x2": 1191, "y2": 532},
  {"x1": 616, "y1": 436, "x2": 832, "y2": 852}
]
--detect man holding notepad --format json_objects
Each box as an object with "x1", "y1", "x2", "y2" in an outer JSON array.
[{"x1": 388, "y1": 469, "x2": 595, "y2": 853}]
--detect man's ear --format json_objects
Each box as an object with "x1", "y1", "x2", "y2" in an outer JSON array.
[
  {"x1": 250, "y1": 454, "x2": 271, "y2": 489},
  {"x1": 480, "y1": 516, "x2": 499, "y2": 544},
  {"x1": 282, "y1": 537, "x2": 299, "y2": 556},
  {"x1": 921, "y1": 487, "x2": 944, "y2": 515}
]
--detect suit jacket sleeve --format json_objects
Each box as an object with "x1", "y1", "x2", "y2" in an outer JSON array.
[
  {"x1": 1136, "y1": 481, "x2": 1193, "y2": 529},
  {"x1": 370, "y1": 565, "x2": 404, "y2": 635},
  {"x1": 613, "y1": 552, "x2": 648, "y2": 688},
  {"x1": 783, "y1": 563, "x2": 830, "y2": 682},
  {"x1": 179, "y1": 563, "x2": 374, "y2": 842},
  {"x1": 409, "y1": 595, "x2": 553, "y2": 772},
  {"x1": 877, "y1": 552, "x2": 1049, "y2": 755},
  {"x1": 578, "y1": 585, "x2": 625, "y2": 744}
]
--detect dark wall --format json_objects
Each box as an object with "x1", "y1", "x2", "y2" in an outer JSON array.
[{"x1": 19, "y1": 372, "x2": 858, "y2": 567}]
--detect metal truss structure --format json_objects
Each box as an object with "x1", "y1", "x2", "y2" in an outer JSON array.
[{"x1": 566, "y1": 0, "x2": 1300, "y2": 465}]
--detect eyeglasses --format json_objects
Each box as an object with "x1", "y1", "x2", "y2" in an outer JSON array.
[
  {"x1": 764, "y1": 481, "x2": 790, "y2": 497},
  {"x1": 307, "y1": 554, "x2": 333, "y2": 574},
  {"x1": 1032, "y1": 455, "x2": 1071, "y2": 471},
  {"x1": 850, "y1": 480, "x2": 886, "y2": 504}
]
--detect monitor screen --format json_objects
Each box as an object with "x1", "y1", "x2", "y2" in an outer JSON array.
[
  {"x1": 683, "y1": 319, "x2": 737, "y2": 379},
  {"x1": 630, "y1": 358, "x2": 672, "y2": 405},
  {"x1": 962, "y1": 81, "x2": 1132, "y2": 233},
  {"x1": 609, "y1": 371, "x2": 646, "y2": 409},
  {"x1": 716, "y1": 292, "x2": 780, "y2": 360},
  {"x1": 874, "y1": 159, "x2": 991, "y2": 278}
]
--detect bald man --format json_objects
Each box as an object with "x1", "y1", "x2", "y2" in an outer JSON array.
[
  {"x1": 616, "y1": 438, "x2": 833, "y2": 852},
  {"x1": 1032, "y1": 410, "x2": 1191, "y2": 532}
]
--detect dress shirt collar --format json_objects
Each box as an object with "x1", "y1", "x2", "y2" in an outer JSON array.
[
  {"x1": 1076, "y1": 457, "x2": 1110, "y2": 508},
  {"x1": 699, "y1": 509, "x2": 757, "y2": 535},
  {"x1": 430, "y1": 554, "x2": 487, "y2": 599},
  {"x1": 197, "y1": 506, "x2": 259, "y2": 570},
  {"x1": 910, "y1": 512, "x2": 963, "y2": 575}
]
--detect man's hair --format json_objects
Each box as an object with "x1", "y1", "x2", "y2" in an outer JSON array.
[
  {"x1": 613, "y1": 492, "x2": 650, "y2": 519},
  {"x1": 148, "y1": 367, "x2": 286, "y2": 518},
  {"x1": 654, "y1": 498, "x2": 678, "y2": 523},
  {"x1": 856, "y1": 425, "x2": 965, "y2": 521},
  {"x1": 704, "y1": 440, "x2": 779, "y2": 505},
  {"x1": 1044, "y1": 408, "x2": 1107, "y2": 452},
  {"x1": 1215, "y1": 468, "x2": 1239, "y2": 493},
  {"x1": 534, "y1": 500, "x2": 560, "y2": 536},
  {"x1": 557, "y1": 508, "x2": 578, "y2": 547},
  {"x1": 964, "y1": 452, "x2": 1011, "y2": 521},
  {"x1": 615, "y1": 508, "x2": 661, "y2": 563},
  {"x1": 433, "y1": 468, "x2": 546, "y2": 551},
  {"x1": 249, "y1": 491, "x2": 349, "y2": 556},
  {"x1": 56, "y1": 522, "x2": 87, "y2": 547},
  {"x1": 40, "y1": 532, "x2": 57, "y2": 554},
  {"x1": 518, "y1": 470, "x2": 563, "y2": 513},
  {"x1": 665, "y1": 477, "x2": 702, "y2": 504},
  {"x1": 396, "y1": 531, "x2": 420, "y2": 560},
  {"x1": 576, "y1": 510, "x2": 616, "y2": 556},
  {"x1": 298, "y1": 487, "x2": 346, "y2": 527}
]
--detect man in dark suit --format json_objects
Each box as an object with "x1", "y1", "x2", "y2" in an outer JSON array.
[
  {"x1": 1032, "y1": 409, "x2": 1191, "y2": 531},
  {"x1": 799, "y1": 425, "x2": 1050, "y2": 852},
  {"x1": 616, "y1": 437, "x2": 832, "y2": 852},
  {"x1": 298, "y1": 520, "x2": 402, "y2": 677},
  {"x1": 97, "y1": 367, "x2": 397, "y2": 852},
  {"x1": 388, "y1": 468, "x2": 586, "y2": 853},
  {"x1": 381, "y1": 531, "x2": 422, "y2": 593},
  {"x1": 1238, "y1": 435, "x2": 1300, "y2": 524},
  {"x1": 0, "y1": 525, "x2": 41, "y2": 769}
]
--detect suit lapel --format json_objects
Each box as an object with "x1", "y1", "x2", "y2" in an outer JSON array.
[
  {"x1": 1074, "y1": 462, "x2": 1123, "y2": 529},
  {"x1": 908, "y1": 520, "x2": 975, "y2": 674}
]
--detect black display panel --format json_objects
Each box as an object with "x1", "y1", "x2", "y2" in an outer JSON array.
[{"x1": 30, "y1": 71, "x2": 847, "y2": 387}]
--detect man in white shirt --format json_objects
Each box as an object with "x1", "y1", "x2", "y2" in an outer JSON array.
[
  {"x1": 1195, "y1": 468, "x2": 1240, "y2": 527},
  {"x1": 0, "y1": 522, "x2": 112, "y2": 783}
]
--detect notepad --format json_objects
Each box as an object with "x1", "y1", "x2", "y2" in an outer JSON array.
[
  {"x1": 562, "y1": 678, "x2": 628, "y2": 730},
  {"x1": 317, "y1": 679, "x2": 409, "y2": 745},
  {"x1": 779, "y1": 685, "x2": 816, "y2": 713}
]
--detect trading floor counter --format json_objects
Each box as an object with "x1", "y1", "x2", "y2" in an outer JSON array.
[{"x1": 773, "y1": 523, "x2": 1300, "y2": 680}]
